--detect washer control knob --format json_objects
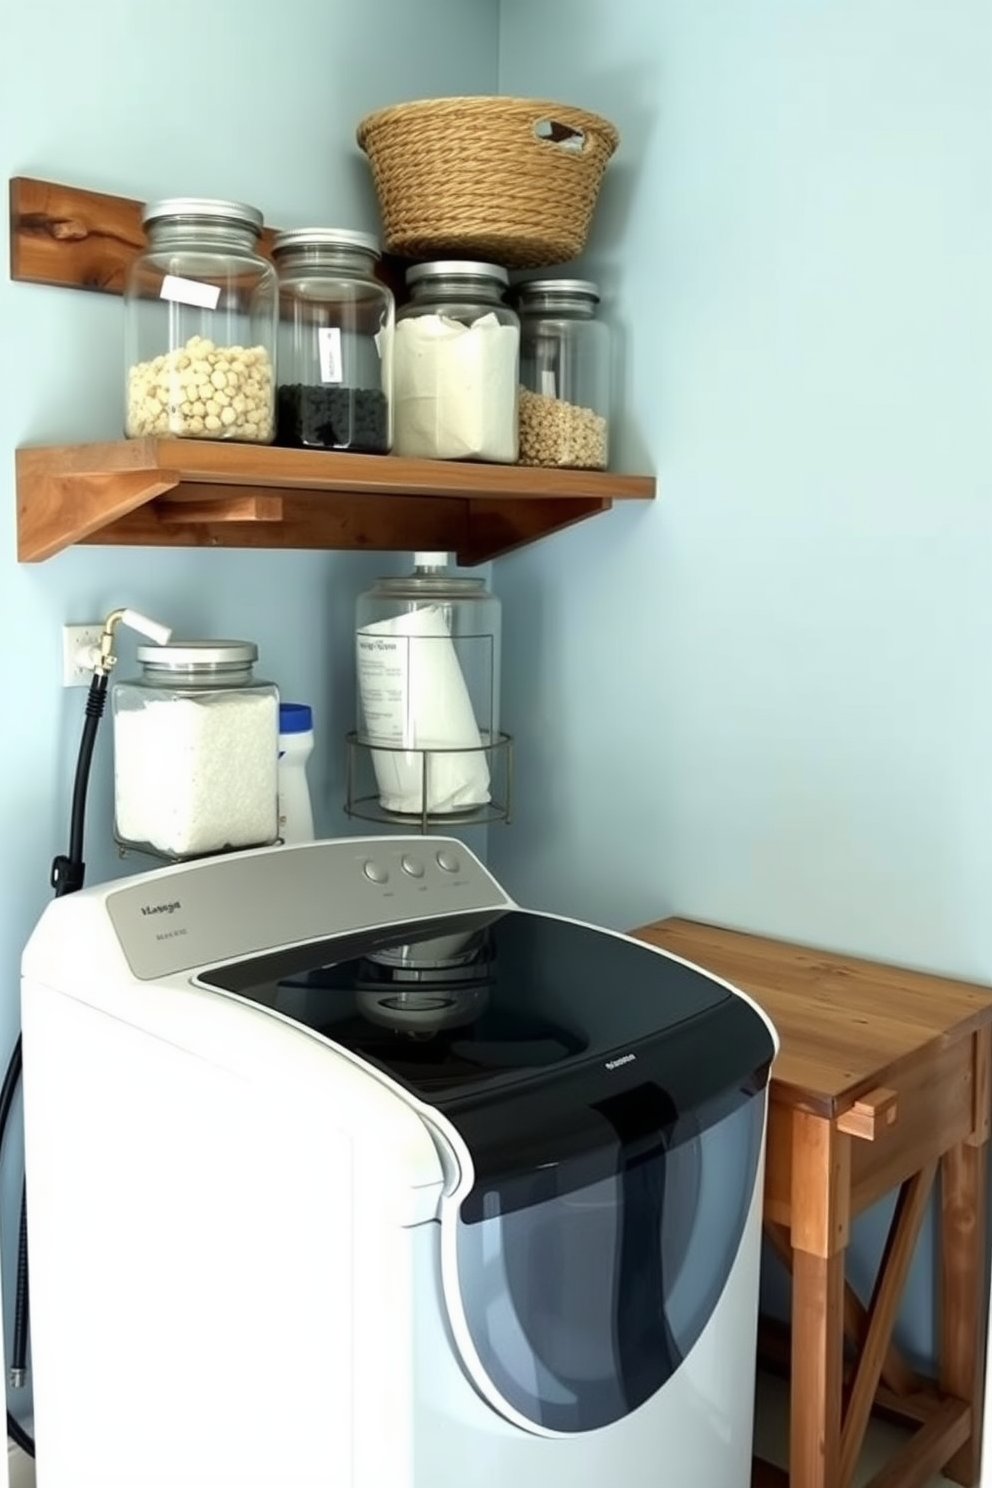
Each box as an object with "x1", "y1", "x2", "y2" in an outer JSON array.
[
  {"x1": 401, "y1": 855, "x2": 426, "y2": 879},
  {"x1": 436, "y1": 848, "x2": 461, "y2": 874},
  {"x1": 362, "y1": 859, "x2": 389, "y2": 885}
]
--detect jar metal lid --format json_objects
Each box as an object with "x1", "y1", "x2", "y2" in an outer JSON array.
[
  {"x1": 271, "y1": 227, "x2": 381, "y2": 258},
  {"x1": 136, "y1": 640, "x2": 259, "y2": 667},
  {"x1": 406, "y1": 260, "x2": 509, "y2": 287},
  {"x1": 142, "y1": 198, "x2": 264, "y2": 233},
  {"x1": 369, "y1": 575, "x2": 488, "y2": 594},
  {"x1": 515, "y1": 278, "x2": 600, "y2": 301}
]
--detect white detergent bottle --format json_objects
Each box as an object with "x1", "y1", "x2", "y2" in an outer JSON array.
[{"x1": 277, "y1": 703, "x2": 315, "y2": 843}]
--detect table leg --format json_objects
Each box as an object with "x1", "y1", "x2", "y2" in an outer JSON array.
[
  {"x1": 788, "y1": 1110, "x2": 852, "y2": 1488},
  {"x1": 940, "y1": 1138, "x2": 989, "y2": 1485},
  {"x1": 791, "y1": 1247, "x2": 846, "y2": 1488}
]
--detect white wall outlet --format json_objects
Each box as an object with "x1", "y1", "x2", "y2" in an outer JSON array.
[{"x1": 61, "y1": 623, "x2": 103, "y2": 687}]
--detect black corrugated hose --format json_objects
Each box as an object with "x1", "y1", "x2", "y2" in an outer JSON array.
[{"x1": 2, "y1": 669, "x2": 109, "y2": 1457}]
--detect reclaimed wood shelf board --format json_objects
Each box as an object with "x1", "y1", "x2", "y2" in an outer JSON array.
[{"x1": 15, "y1": 439, "x2": 656, "y2": 564}]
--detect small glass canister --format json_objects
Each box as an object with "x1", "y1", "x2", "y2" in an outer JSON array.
[
  {"x1": 393, "y1": 261, "x2": 519, "y2": 463},
  {"x1": 272, "y1": 228, "x2": 394, "y2": 454},
  {"x1": 124, "y1": 198, "x2": 278, "y2": 443},
  {"x1": 112, "y1": 640, "x2": 280, "y2": 861},
  {"x1": 515, "y1": 278, "x2": 610, "y2": 469}
]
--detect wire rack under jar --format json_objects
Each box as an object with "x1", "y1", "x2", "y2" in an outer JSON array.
[{"x1": 344, "y1": 731, "x2": 513, "y2": 833}]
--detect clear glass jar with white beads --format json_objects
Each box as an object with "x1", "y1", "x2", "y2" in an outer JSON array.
[
  {"x1": 123, "y1": 198, "x2": 278, "y2": 443},
  {"x1": 112, "y1": 641, "x2": 280, "y2": 861},
  {"x1": 515, "y1": 278, "x2": 610, "y2": 469}
]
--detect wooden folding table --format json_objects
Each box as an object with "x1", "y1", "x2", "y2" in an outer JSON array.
[{"x1": 631, "y1": 916, "x2": 992, "y2": 1488}]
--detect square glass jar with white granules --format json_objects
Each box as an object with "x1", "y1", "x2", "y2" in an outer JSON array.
[{"x1": 112, "y1": 641, "x2": 279, "y2": 860}]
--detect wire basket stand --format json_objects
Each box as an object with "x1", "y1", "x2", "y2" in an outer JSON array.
[{"x1": 344, "y1": 730, "x2": 513, "y2": 834}]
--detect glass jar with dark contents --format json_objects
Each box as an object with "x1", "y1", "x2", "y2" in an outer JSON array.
[{"x1": 272, "y1": 228, "x2": 393, "y2": 453}]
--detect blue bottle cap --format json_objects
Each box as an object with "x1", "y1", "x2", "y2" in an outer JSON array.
[{"x1": 279, "y1": 702, "x2": 313, "y2": 734}]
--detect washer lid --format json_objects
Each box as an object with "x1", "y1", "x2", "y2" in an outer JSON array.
[{"x1": 200, "y1": 908, "x2": 773, "y2": 1111}]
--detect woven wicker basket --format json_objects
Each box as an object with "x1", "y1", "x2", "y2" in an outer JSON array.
[{"x1": 356, "y1": 96, "x2": 620, "y2": 269}]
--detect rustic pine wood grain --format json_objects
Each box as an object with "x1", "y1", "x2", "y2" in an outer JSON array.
[
  {"x1": 836, "y1": 1087, "x2": 899, "y2": 1142},
  {"x1": 839, "y1": 1164, "x2": 937, "y2": 1488},
  {"x1": 849, "y1": 1040, "x2": 974, "y2": 1216},
  {"x1": 76, "y1": 492, "x2": 466, "y2": 557},
  {"x1": 10, "y1": 177, "x2": 145, "y2": 294},
  {"x1": 791, "y1": 1111, "x2": 851, "y2": 1257},
  {"x1": 760, "y1": 1315, "x2": 939, "y2": 1429},
  {"x1": 968, "y1": 1026, "x2": 991, "y2": 1146},
  {"x1": 9, "y1": 176, "x2": 409, "y2": 298},
  {"x1": 15, "y1": 439, "x2": 652, "y2": 563},
  {"x1": 633, "y1": 917, "x2": 992, "y2": 1488},
  {"x1": 156, "y1": 491, "x2": 285, "y2": 523},
  {"x1": 791, "y1": 1248, "x2": 845, "y2": 1488},
  {"x1": 764, "y1": 1219, "x2": 921, "y2": 1399},
  {"x1": 940, "y1": 1138, "x2": 989, "y2": 1484},
  {"x1": 632, "y1": 917, "x2": 992, "y2": 1117}
]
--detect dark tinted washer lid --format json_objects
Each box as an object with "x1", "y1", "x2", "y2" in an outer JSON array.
[{"x1": 201, "y1": 909, "x2": 770, "y2": 1106}]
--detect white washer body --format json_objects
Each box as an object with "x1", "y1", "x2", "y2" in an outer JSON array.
[{"x1": 21, "y1": 837, "x2": 777, "y2": 1488}]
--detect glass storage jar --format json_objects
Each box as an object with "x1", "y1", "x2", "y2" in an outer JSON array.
[
  {"x1": 124, "y1": 198, "x2": 277, "y2": 443},
  {"x1": 355, "y1": 552, "x2": 502, "y2": 816},
  {"x1": 393, "y1": 261, "x2": 519, "y2": 463},
  {"x1": 272, "y1": 228, "x2": 394, "y2": 454},
  {"x1": 112, "y1": 640, "x2": 280, "y2": 861},
  {"x1": 515, "y1": 278, "x2": 610, "y2": 469}
]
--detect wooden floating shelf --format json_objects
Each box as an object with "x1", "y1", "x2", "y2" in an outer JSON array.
[
  {"x1": 10, "y1": 176, "x2": 657, "y2": 563},
  {"x1": 15, "y1": 439, "x2": 656, "y2": 565}
]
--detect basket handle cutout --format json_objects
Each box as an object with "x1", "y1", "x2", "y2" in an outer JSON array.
[{"x1": 533, "y1": 118, "x2": 587, "y2": 152}]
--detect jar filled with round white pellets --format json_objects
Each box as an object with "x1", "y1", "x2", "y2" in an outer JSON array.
[
  {"x1": 515, "y1": 278, "x2": 611, "y2": 470},
  {"x1": 124, "y1": 198, "x2": 278, "y2": 443},
  {"x1": 112, "y1": 640, "x2": 280, "y2": 861}
]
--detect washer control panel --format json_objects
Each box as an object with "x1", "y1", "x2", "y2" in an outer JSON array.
[
  {"x1": 361, "y1": 843, "x2": 464, "y2": 886},
  {"x1": 106, "y1": 837, "x2": 512, "y2": 981}
]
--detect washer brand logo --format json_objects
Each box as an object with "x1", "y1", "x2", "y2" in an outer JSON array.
[
  {"x1": 140, "y1": 900, "x2": 182, "y2": 917},
  {"x1": 605, "y1": 1053, "x2": 636, "y2": 1070}
]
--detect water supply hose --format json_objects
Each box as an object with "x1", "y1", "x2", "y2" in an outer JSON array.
[
  {"x1": 50, "y1": 671, "x2": 108, "y2": 899},
  {"x1": 2, "y1": 608, "x2": 170, "y2": 1459}
]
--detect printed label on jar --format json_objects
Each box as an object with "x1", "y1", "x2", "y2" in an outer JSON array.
[
  {"x1": 318, "y1": 327, "x2": 343, "y2": 384},
  {"x1": 159, "y1": 274, "x2": 222, "y2": 311},
  {"x1": 355, "y1": 631, "x2": 409, "y2": 745}
]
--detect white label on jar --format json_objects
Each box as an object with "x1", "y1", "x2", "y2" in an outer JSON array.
[
  {"x1": 318, "y1": 327, "x2": 343, "y2": 384},
  {"x1": 540, "y1": 369, "x2": 557, "y2": 397},
  {"x1": 356, "y1": 632, "x2": 409, "y2": 745},
  {"x1": 159, "y1": 274, "x2": 222, "y2": 311}
]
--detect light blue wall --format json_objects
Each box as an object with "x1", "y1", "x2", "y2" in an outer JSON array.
[
  {"x1": 4, "y1": 0, "x2": 989, "y2": 1427},
  {"x1": 493, "y1": 0, "x2": 992, "y2": 1368},
  {"x1": 0, "y1": 0, "x2": 500, "y2": 1429}
]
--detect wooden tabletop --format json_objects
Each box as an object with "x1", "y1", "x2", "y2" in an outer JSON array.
[{"x1": 632, "y1": 917, "x2": 992, "y2": 1117}]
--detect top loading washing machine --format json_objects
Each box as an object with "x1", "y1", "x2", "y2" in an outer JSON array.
[{"x1": 20, "y1": 836, "x2": 778, "y2": 1488}]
